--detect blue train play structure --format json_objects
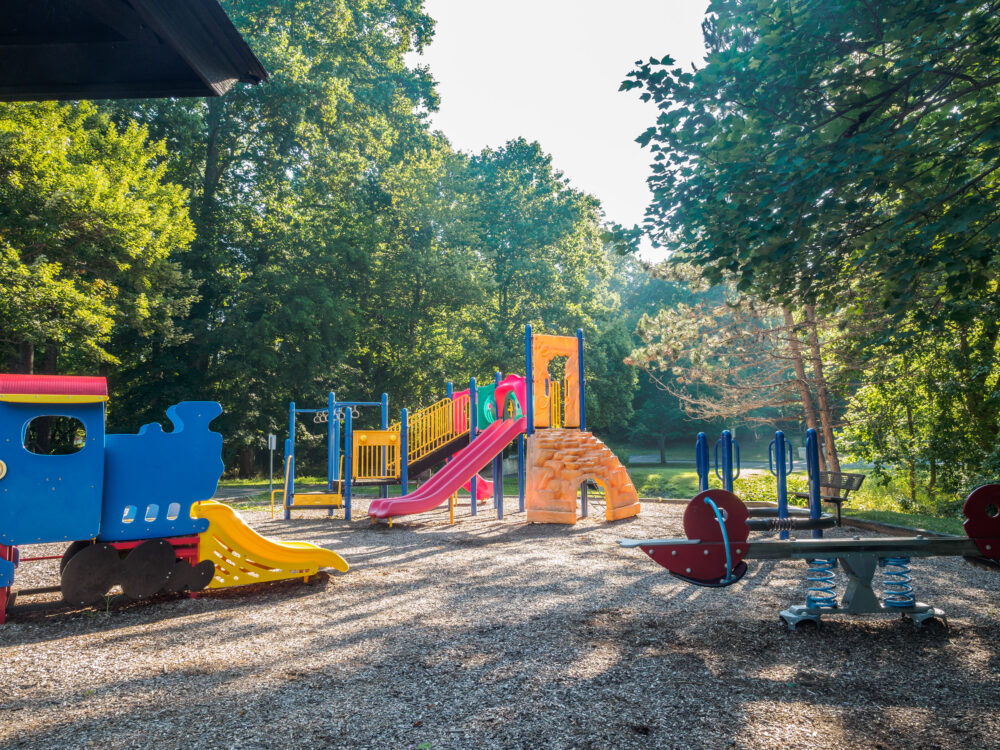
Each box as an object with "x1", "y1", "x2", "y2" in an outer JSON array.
[{"x1": 0, "y1": 374, "x2": 347, "y2": 623}]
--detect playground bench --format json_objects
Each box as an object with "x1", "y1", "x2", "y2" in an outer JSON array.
[{"x1": 791, "y1": 471, "x2": 865, "y2": 526}]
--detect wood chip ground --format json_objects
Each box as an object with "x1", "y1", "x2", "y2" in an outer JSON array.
[{"x1": 2, "y1": 498, "x2": 999, "y2": 749}]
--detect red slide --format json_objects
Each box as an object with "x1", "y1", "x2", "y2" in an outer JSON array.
[
  {"x1": 368, "y1": 416, "x2": 526, "y2": 520},
  {"x1": 463, "y1": 473, "x2": 493, "y2": 500}
]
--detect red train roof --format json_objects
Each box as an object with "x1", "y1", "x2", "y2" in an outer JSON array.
[{"x1": 0, "y1": 373, "x2": 108, "y2": 397}]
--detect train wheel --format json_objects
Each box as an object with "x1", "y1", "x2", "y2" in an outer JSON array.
[
  {"x1": 163, "y1": 559, "x2": 215, "y2": 593},
  {"x1": 60, "y1": 540, "x2": 92, "y2": 574},
  {"x1": 61, "y1": 544, "x2": 121, "y2": 606},
  {"x1": 120, "y1": 540, "x2": 175, "y2": 600}
]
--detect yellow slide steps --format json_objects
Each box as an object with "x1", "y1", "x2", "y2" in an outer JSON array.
[{"x1": 193, "y1": 500, "x2": 349, "y2": 590}]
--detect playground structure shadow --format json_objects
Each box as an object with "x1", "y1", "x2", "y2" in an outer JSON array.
[{"x1": 2, "y1": 498, "x2": 999, "y2": 749}]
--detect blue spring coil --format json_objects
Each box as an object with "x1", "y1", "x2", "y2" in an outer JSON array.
[
  {"x1": 882, "y1": 556, "x2": 915, "y2": 608},
  {"x1": 806, "y1": 558, "x2": 837, "y2": 609}
]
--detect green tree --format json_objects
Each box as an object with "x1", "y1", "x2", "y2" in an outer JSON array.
[
  {"x1": 106, "y1": 0, "x2": 440, "y2": 472},
  {"x1": 465, "y1": 139, "x2": 614, "y2": 370},
  {"x1": 623, "y1": 0, "x2": 1000, "y2": 316},
  {"x1": 0, "y1": 102, "x2": 195, "y2": 375}
]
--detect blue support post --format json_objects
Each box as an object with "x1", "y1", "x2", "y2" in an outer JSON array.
[
  {"x1": 327, "y1": 392, "x2": 335, "y2": 490},
  {"x1": 344, "y1": 408, "x2": 353, "y2": 521},
  {"x1": 714, "y1": 430, "x2": 732, "y2": 493},
  {"x1": 494, "y1": 371, "x2": 503, "y2": 518},
  {"x1": 805, "y1": 428, "x2": 822, "y2": 538},
  {"x1": 577, "y1": 329, "x2": 587, "y2": 515},
  {"x1": 769, "y1": 430, "x2": 793, "y2": 540},
  {"x1": 380, "y1": 392, "x2": 389, "y2": 498},
  {"x1": 287, "y1": 401, "x2": 296, "y2": 513},
  {"x1": 470, "y1": 376, "x2": 477, "y2": 516},
  {"x1": 401, "y1": 408, "x2": 409, "y2": 496},
  {"x1": 326, "y1": 392, "x2": 335, "y2": 516},
  {"x1": 517, "y1": 434, "x2": 525, "y2": 512},
  {"x1": 695, "y1": 432, "x2": 709, "y2": 492},
  {"x1": 525, "y1": 325, "x2": 534, "y2": 437},
  {"x1": 332, "y1": 398, "x2": 341, "y2": 483},
  {"x1": 577, "y1": 328, "x2": 586, "y2": 431}
]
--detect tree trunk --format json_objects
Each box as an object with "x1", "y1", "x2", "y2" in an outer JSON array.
[
  {"x1": 782, "y1": 307, "x2": 826, "y2": 471},
  {"x1": 804, "y1": 306, "x2": 840, "y2": 472},
  {"x1": 238, "y1": 445, "x2": 256, "y2": 478},
  {"x1": 17, "y1": 341, "x2": 34, "y2": 374},
  {"x1": 41, "y1": 342, "x2": 58, "y2": 374},
  {"x1": 905, "y1": 402, "x2": 917, "y2": 507},
  {"x1": 658, "y1": 433, "x2": 666, "y2": 465}
]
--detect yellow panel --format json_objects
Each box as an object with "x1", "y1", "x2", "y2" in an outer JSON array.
[
  {"x1": 0, "y1": 394, "x2": 109, "y2": 403},
  {"x1": 193, "y1": 500, "x2": 348, "y2": 589},
  {"x1": 292, "y1": 493, "x2": 342, "y2": 507}
]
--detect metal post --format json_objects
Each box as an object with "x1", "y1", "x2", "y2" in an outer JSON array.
[
  {"x1": 380, "y1": 392, "x2": 389, "y2": 498},
  {"x1": 525, "y1": 324, "x2": 534, "y2": 436},
  {"x1": 401, "y1": 408, "x2": 409, "y2": 496},
  {"x1": 806, "y1": 428, "x2": 822, "y2": 538},
  {"x1": 715, "y1": 429, "x2": 735, "y2": 493},
  {"x1": 517, "y1": 433, "x2": 525, "y2": 512},
  {"x1": 268, "y1": 433, "x2": 276, "y2": 502},
  {"x1": 470, "y1": 376, "x2": 477, "y2": 516},
  {"x1": 770, "y1": 430, "x2": 790, "y2": 540},
  {"x1": 695, "y1": 432, "x2": 709, "y2": 492},
  {"x1": 327, "y1": 392, "x2": 335, "y2": 490},
  {"x1": 344, "y1": 408, "x2": 353, "y2": 521},
  {"x1": 332, "y1": 397, "x2": 341, "y2": 481},
  {"x1": 287, "y1": 401, "x2": 296, "y2": 510},
  {"x1": 326, "y1": 392, "x2": 335, "y2": 516},
  {"x1": 576, "y1": 328, "x2": 587, "y2": 515},
  {"x1": 577, "y1": 328, "x2": 586, "y2": 431},
  {"x1": 494, "y1": 371, "x2": 502, "y2": 518},
  {"x1": 283, "y1": 438, "x2": 292, "y2": 520}
]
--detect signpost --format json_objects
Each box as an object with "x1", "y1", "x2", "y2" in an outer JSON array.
[{"x1": 268, "y1": 433, "x2": 277, "y2": 499}]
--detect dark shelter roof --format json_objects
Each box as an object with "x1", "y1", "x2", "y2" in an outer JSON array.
[{"x1": 0, "y1": 0, "x2": 268, "y2": 101}]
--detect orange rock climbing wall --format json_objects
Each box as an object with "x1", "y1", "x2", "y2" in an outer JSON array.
[
  {"x1": 531, "y1": 334, "x2": 580, "y2": 429},
  {"x1": 526, "y1": 429, "x2": 641, "y2": 524}
]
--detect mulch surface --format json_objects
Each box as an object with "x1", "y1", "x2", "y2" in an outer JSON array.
[{"x1": 2, "y1": 498, "x2": 998, "y2": 749}]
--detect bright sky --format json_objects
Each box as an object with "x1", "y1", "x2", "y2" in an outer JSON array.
[{"x1": 410, "y1": 1, "x2": 711, "y2": 257}]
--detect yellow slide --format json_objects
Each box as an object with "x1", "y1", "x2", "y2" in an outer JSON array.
[{"x1": 193, "y1": 500, "x2": 349, "y2": 590}]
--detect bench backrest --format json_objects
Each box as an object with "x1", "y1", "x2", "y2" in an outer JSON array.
[{"x1": 816, "y1": 471, "x2": 865, "y2": 497}]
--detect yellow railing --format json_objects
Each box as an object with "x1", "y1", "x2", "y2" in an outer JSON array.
[
  {"x1": 352, "y1": 430, "x2": 401, "y2": 481},
  {"x1": 402, "y1": 396, "x2": 470, "y2": 466},
  {"x1": 549, "y1": 379, "x2": 564, "y2": 428},
  {"x1": 352, "y1": 394, "x2": 471, "y2": 482}
]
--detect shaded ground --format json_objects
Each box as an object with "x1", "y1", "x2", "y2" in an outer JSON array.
[{"x1": 2, "y1": 499, "x2": 998, "y2": 749}]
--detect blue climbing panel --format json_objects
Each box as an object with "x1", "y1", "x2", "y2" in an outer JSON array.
[
  {"x1": 98, "y1": 402, "x2": 223, "y2": 542},
  {"x1": 0, "y1": 402, "x2": 105, "y2": 546}
]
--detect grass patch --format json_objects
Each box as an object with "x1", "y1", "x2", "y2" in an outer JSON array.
[{"x1": 844, "y1": 510, "x2": 965, "y2": 536}]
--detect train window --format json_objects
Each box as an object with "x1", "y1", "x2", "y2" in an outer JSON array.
[
  {"x1": 166, "y1": 503, "x2": 180, "y2": 521},
  {"x1": 122, "y1": 505, "x2": 137, "y2": 524},
  {"x1": 23, "y1": 416, "x2": 86, "y2": 455},
  {"x1": 144, "y1": 504, "x2": 159, "y2": 522}
]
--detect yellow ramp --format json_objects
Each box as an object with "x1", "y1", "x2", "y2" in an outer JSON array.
[{"x1": 193, "y1": 500, "x2": 349, "y2": 590}]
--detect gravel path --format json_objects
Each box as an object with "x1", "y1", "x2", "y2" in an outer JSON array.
[{"x1": 2, "y1": 499, "x2": 999, "y2": 749}]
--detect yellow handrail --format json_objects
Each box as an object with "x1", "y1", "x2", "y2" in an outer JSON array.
[
  {"x1": 405, "y1": 396, "x2": 470, "y2": 466},
  {"x1": 270, "y1": 455, "x2": 293, "y2": 519},
  {"x1": 355, "y1": 394, "x2": 472, "y2": 482}
]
